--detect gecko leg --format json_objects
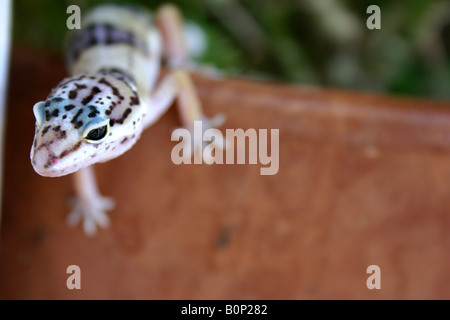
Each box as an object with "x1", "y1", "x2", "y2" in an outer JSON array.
[
  {"x1": 155, "y1": 4, "x2": 188, "y2": 69},
  {"x1": 144, "y1": 5, "x2": 227, "y2": 160},
  {"x1": 171, "y1": 70, "x2": 227, "y2": 162},
  {"x1": 67, "y1": 166, "x2": 114, "y2": 236},
  {"x1": 143, "y1": 69, "x2": 226, "y2": 162},
  {"x1": 155, "y1": 4, "x2": 222, "y2": 78}
]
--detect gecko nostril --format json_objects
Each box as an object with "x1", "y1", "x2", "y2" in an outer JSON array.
[{"x1": 44, "y1": 155, "x2": 58, "y2": 169}]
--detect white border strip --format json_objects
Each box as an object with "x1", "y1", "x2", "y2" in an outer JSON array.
[{"x1": 0, "y1": 0, "x2": 12, "y2": 226}]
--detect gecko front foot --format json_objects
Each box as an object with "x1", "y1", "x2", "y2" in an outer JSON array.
[{"x1": 67, "y1": 195, "x2": 114, "y2": 236}]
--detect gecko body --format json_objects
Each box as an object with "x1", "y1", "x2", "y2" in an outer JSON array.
[
  {"x1": 31, "y1": 5, "x2": 159, "y2": 177},
  {"x1": 30, "y1": 4, "x2": 224, "y2": 235}
]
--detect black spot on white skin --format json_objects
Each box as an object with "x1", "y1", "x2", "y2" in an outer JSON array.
[
  {"x1": 99, "y1": 68, "x2": 136, "y2": 85},
  {"x1": 59, "y1": 141, "x2": 82, "y2": 159},
  {"x1": 41, "y1": 125, "x2": 51, "y2": 137},
  {"x1": 36, "y1": 141, "x2": 50, "y2": 151},
  {"x1": 67, "y1": 24, "x2": 149, "y2": 66},
  {"x1": 68, "y1": 91, "x2": 76, "y2": 99},
  {"x1": 81, "y1": 86, "x2": 101, "y2": 105},
  {"x1": 75, "y1": 121, "x2": 83, "y2": 129},
  {"x1": 68, "y1": 83, "x2": 87, "y2": 99},
  {"x1": 98, "y1": 78, "x2": 122, "y2": 100},
  {"x1": 56, "y1": 75, "x2": 86, "y2": 89},
  {"x1": 71, "y1": 109, "x2": 83, "y2": 125},
  {"x1": 129, "y1": 95, "x2": 139, "y2": 106},
  {"x1": 88, "y1": 105, "x2": 100, "y2": 118},
  {"x1": 45, "y1": 97, "x2": 64, "y2": 107},
  {"x1": 59, "y1": 150, "x2": 69, "y2": 159},
  {"x1": 113, "y1": 108, "x2": 132, "y2": 125},
  {"x1": 65, "y1": 104, "x2": 75, "y2": 111}
]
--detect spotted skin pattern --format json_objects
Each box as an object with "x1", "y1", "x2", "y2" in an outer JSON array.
[
  {"x1": 31, "y1": 71, "x2": 144, "y2": 177},
  {"x1": 30, "y1": 4, "x2": 222, "y2": 235},
  {"x1": 30, "y1": 4, "x2": 165, "y2": 235},
  {"x1": 31, "y1": 5, "x2": 156, "y2": 177}
]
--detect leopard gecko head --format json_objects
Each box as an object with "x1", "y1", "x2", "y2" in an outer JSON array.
[{"x1": 31, "y1": 73, "x2": 145, "y2": 177}]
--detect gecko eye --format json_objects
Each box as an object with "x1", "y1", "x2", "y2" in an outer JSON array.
[
  {"x1": 86, "y1": 125, "x2": 108, "y2": 141},
  {"x1": 83, "y1": 119, "x2": 110, "y2": 143}
]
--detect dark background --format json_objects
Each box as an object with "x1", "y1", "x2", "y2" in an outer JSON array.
[{"x1": 13, "y1": 0, "x2": 450, "y2": 100}]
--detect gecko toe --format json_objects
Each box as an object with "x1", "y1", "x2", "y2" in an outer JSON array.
[{"x1": 67, "y1": 195, "x2": 114, "y2": 235}]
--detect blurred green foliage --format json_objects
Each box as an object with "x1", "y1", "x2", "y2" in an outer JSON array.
[{"x1": 12, "y1": 0, "x2": 450, "y2": 100}]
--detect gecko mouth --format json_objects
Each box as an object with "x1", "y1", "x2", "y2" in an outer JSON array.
[
  {"x1": 33, "y1": 167, "x2": 66, "y2": 177},
  {"x1": 30, "y1": 146, "x2": 77, "y2": 177},
  {"x1": 31, "y1": 160, "x2": 78, "y2": 177},
  {"x1": 31, "y1": 158, "x2": 69, "y2": 177}
]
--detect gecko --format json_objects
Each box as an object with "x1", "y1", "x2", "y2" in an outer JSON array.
[{"x1": 30, "y1": 4, "x2": 225, "y2": 235}]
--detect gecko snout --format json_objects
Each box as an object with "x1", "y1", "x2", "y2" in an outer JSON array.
[{"x1": 31, "y1": 145, "x2": 59, "y2": 177}]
